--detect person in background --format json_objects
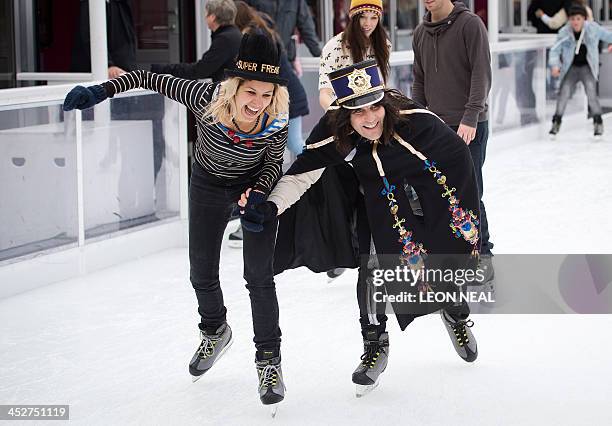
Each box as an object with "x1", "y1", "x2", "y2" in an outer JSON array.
[
  {"x1": 227, "y1": 1, "x2": 310, "y2": 248},
  {"x1": 548, "y1": 4, "x2": 612, "y2": 139},
  {"x1": 245, "y1": 0, "x2": 322, "y2": 76},
  {"x1": 71, "y1": 0, "x2": 137, "y2": 78},
  {"x1": 412, "y1": 0, "x2": 494, "y2": 285},
  {"x1": 518, "y1": 0, "x2": 571, "y2": 125},
  {"x1": 528, "y1": 0, "x2": 572, "y2": 34},
  {"x1": 150, "y1": 0, "x2": 241, "y2": 83}
]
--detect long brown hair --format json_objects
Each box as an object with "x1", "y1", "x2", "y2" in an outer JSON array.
[
  {"x1": 341, "y1": 13, "x2": 390, "y2": 84},
  {"x1": 327, "y1": 89, "x2": 416, "y2": 155}
]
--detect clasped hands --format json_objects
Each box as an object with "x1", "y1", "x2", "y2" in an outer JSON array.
[{"x1": 238, "y1": 188, "x2": 278, "y2": 232}]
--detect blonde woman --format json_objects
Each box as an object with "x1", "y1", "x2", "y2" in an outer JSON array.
[{"x1": 63, "y1": 32, "x2": 289, "y2": 408}]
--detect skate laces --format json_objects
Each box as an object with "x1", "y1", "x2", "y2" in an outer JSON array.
[
  {"x1": 197, "y1": 333, "x2": 221, "y2": 358},
  {"x1": 360, "y1": 342, "x2": 383, "y2": 369},
  {"x1": 450, "y1": 318, "x2": 474, "y2": 347},
  {"x1": 258, "y1": 363, "x2": 281, "y2": 389}
]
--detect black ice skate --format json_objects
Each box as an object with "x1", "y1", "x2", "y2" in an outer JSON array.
[
  {"x1": 189, "y1": 323, "x2": 233, "y2": 382},
  {"x1": 440, "y1": 310, "x2": 478, "y2": 362},
  {"x1": 594, "y1": 115, "x2": 604, "y2": 140},
  {"x1": 352, "y1": 330, "x2": 389, "y2": 397},
  {"x1": 549, "y1": 115, "x2": 562, "y2": 139},
  {"x1": 256, "y1": 351, "x2": 285, "y2": 417}
]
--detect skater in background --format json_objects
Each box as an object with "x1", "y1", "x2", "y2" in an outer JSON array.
[
  {"x1": 240, "y1": 60, "x2": 481, "y2": 396},
  {"x1": 63, "y1": 32, "x2": 289, "y2": 410},
  {"x1": 549, "y1": 4, "x2": 612, "y2": 139}
]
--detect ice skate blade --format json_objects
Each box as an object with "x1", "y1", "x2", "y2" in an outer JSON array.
[
  {"x1": 270, "y1": 404, "x2": 279, "y2": 418},
  {"x1": 548, "y1": 134, "x2": 557, "y2": 141},
  {"x1": 190, "y1": 336, "x2": 234, "y2": 383},
  {"x1": 355, "y1": 379, "x2": 380, "y2": 398},
  {"x1": 593, "y1": 135, "x2": 603, "y2": 142}
]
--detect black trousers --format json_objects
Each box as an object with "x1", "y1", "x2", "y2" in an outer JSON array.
[
  {"x1": 189, "y1": 162, "x2": 281, "y2": 353},
  {"x1": 450, "y1": 121, "x2": 493, "y2": 255}
]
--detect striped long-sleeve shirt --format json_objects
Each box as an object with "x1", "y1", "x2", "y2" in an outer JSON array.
[{"x1": 102, "y1": 70, "x2": 288, "y2": 194}]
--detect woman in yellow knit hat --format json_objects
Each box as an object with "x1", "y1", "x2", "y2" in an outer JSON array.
[{"x1": 319, "y1": 0, "x2": 390, "y2": 111}]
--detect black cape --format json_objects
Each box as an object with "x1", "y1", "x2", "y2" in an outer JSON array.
[{"x1": 273, "y1": 104, "x2": 480, "y2": 329}]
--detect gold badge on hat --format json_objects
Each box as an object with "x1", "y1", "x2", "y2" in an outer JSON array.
[{"x1": 347, "y1": 68, "x2": 372, "y2": 95}]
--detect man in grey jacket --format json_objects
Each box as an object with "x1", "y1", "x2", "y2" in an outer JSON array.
[
  {"x1": 245, "y1": 0, "x2": 322, "y2": 65},
  {"x1": 412, "y1": 0, "x2": 494, "y2": 282}
]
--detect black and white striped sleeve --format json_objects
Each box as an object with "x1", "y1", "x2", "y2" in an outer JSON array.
[
  {"x1": 102, "y1": 70, "x2": 212, "y2": 114},
  {"x1": 253, "y1": 126, "x2": 288, "y2": 194}
]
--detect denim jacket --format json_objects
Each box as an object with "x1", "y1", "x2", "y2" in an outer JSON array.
[{"x1": 549, "y1": 21, "x2": 612, "y2": 81}]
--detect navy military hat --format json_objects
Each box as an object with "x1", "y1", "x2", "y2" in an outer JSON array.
[{"x1": 328, "y1": 59, "x2": 385, "y2": 109}]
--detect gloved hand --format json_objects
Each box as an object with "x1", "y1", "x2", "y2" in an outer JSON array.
[
  {"x1": 62, "y1": 85, "x2": 108, "y2": 111},
  {"x1": 240, "y1": 190, "x2": 278, "y2": 233}
]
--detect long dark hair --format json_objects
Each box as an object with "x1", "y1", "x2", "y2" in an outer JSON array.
[
  {"x1": 341, "y1": 13, "x2": 390, "y2": 84},
  {"x1": 327, "y1": 89, "x2": 417, "y2": 155}
]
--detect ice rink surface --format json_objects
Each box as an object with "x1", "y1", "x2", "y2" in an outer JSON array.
[{"x1": 1, "y1": 117, "x2": 612, "y2": 425}]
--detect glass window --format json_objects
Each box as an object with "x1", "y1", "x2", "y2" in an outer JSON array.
[
  {"x1": 83, "y1": 92, "x2": 181, "y2": 240},
  {"x1": 0, "y1": 105, "x2": 78, "y2": 261}
]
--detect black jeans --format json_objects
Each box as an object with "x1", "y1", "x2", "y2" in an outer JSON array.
[
  {"x1": 450, "y1": 121, "x2": 493, "y2": 255},
  {"x1": 189, "y1": 162, "x2": 281, "y2": 353},
  {"x1": 355, "y1": 194, "x2": 388, "y2": 339}
]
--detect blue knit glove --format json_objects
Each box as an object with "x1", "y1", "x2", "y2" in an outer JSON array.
[
  {"x1": 241, "y1": 191, "x2": 277, "y2": 233},
  {"x1": 62, "y1": 85, "x2": 108, "y2": 111}
]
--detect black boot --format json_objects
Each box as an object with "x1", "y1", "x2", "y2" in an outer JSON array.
[
  {"x1": 549, "y1": 115, "x2": 562, "y2": 136},
  {"x1": 594, "y1": 115, "x2": 604, "y2": 138}
]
